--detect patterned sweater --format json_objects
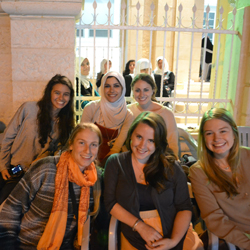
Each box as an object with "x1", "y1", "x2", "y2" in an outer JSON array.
[{"x1": 0, "y1": 155, "x2": 98, "y2": 250}]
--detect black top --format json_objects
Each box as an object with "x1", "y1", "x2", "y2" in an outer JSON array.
[
  {"x1": 96, "y1": 74, "x2": 104, "y2": 88},
  {"x1": 163, "y1": 71, "x2": 175, "y2": 91},
  {"x1": 75, "y1": 77, "x2": 99, "y2": 96},
  {"x1": 137, "y1": 183, "x2": 155, "y2": 211}
]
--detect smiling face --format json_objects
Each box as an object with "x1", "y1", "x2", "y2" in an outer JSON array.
[
  {"x1": 203, "y1": 118, "x2": 235, "y2": 159},
  {"x1": 129, "y1": 61, "x2": 135, "y2": 74},
  {"x1": 103, "y1": 77, "x2": 123, "y2": 103},
  {"x1": 133, "y1": 79, "x2": 154, "y2": 107},
  {"x1": 81, "y1": 58, "x2": 90, "y2": 76},
  {"x1": 51, "y1": 83, "x2": 71, "y2": 112},
  {"x1": 70, "y1": 128, "x2": 99, "y2": 171},
  {"x1": 130, "y1": 122, "x2": 156, "y2": 163}
]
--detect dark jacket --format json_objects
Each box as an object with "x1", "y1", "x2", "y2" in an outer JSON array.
[{"x1": 104, "y1": 152, "x2": 192, "y2": 250}]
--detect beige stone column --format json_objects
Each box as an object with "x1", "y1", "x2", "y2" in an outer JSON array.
[
  {"x1": 0, "y1": 5, "x2": 12, "y2": 124},
  {"x1": 0, "y1": 0, "x2": 81, "y2": 125}
]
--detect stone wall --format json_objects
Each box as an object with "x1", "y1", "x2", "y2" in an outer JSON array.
[{"x1": 0, "y1": 0, "x2": 81, "y2": 125}]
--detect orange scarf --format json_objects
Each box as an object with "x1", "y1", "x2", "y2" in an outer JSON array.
[{"x1": 37, "y1": 151, "x2": 97, "y2": 250}]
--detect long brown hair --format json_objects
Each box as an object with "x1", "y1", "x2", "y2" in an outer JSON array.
[
  {"x1": 37, "y1": 74, "x2": 75, "y2": 149},
  {"x1": 198, "y1": 108, "x2": 240, "y2": 197},
  {"x1": 125, "y1": 112, "x2": 176, "y2": 192}
]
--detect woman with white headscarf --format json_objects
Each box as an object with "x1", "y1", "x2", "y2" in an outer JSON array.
[
  {"x1": 153, "y1": 56, "x2": 169, "y2": 75},
  {"x1": 76, "y1": 57, "x2": 99, "y2": 97},
  {"x1": 81, "y1": 71, "x2": 134, "y2": 166},
  {"x1": 96, "y1": 59, "x2": 112, "y2": 88},
  {"x1": 154, "y1": 56, "x2": 175, "y2": 95}
]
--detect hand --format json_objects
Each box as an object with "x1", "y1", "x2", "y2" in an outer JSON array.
[
  {"x1": 145, "y1": 238, "x2": 177, "y2": 250},
  {"x1": 135, "y1": 221, "x2": 163, "y2": 247},
  {"x1": 1, "y1": 169, "x2": 11, "y2": 180}
]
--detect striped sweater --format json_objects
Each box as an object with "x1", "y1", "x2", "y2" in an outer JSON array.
[{"x1": 0, "y1": 155, "x2": 97, "y2": 250}]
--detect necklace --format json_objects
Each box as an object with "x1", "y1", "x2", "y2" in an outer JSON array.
[
  {"x1": 215, "y1": 159, "x2": 230, "y2": 171},
  {"x1": 132, "y1": 156, "x2": 146, "y2": 182}
]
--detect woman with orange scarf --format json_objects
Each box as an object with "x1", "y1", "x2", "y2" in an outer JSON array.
[{"x1": 0, "y1": 123, "x2": 102, "y2": 250}]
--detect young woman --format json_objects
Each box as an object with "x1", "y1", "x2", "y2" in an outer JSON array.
[
  {"x1": 0, "y1": 74, "x2": 75, "y2": 203},
  {"x1": 127, "y1": 74, "x2": 179, "y2": 157},
  {"x1": 153, "y1": 56, "x2": 169, "y2": 75},
  {"x1": 81, "y1": 71, "x2": 134, "y2": 165},
  {"x1": 0, "y1": 123, "x2": 102, "y2": 250},
  {"x1": 189, "y1": 108, "x2": 250, "y2": 249},
  {"x1": 96, "y1": 59, "x2": 112, "y2": 88},
  {"x1": 76, "y1": 57, "x2": 99, "y2": 97},
  {"x1": 123, "y1": 59, "x2": 135, "y2": 77},
  {"x1": 75, "y1": 58, "x2": 100, "y2": 116},
  {"x1": 104, "y1": 112, "x2": 193, "y2": 250}
]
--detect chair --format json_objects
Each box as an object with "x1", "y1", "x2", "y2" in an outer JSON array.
[
  {"x1": 238, "y1": 126, "x2": 250, "y2": 147},
  {"x1": 108, "y1": 183, "x2": 202, "y2": 250},
  {"x1": 208, "y1": 231, "x2": 238, "y2": 250},
  {"x1": 177, "y1": 127, "x2": 198, "y2": 160},
  {"x1": 108, "y1": 215, "x2": 119, "y2": 250}
]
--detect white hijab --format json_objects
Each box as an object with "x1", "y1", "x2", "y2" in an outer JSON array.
[
  {"x1": 100, "y1": 59, "x2": 107, "y2": 74},
  {"x1": 134, "y1": 58, "x2": 152, "y2": 76},
  {"x1": 99, "y1": 71, "x2": 127, "y2": 128},
  {"x1": 80, "y1": 57, "x2": 90, "y2": 89},
  {"x1": 154, "y1": 56, "x2": 169, "y2": 75}
]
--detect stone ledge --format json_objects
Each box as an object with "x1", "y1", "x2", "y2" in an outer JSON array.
[{"x1": 1, "y1": 2, "x2": 82, "y2": 16}]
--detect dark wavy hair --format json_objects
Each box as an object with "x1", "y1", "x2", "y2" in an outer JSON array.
[
  {"x1": 37, "y1": 74, "x2": 75, "y2": 149},
  {"x1": 123, "y1": 60, "x2": 135, "y2": 77},
  {"x1": 131, "y1": 73, "x2": 157, "y2": 102},
  {"x1": 125, "y1": 111, "x2": 176, "y2": 192}
]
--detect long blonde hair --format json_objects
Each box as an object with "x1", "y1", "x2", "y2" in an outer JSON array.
[{"x1": 198, "y1": 108, "x2": 240, "y2": 197}]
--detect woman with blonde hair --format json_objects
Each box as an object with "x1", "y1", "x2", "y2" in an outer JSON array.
[
  {"x1": 189, "y1": 108, "x2": 250, "y2": 249},
  {"x1": 0, "y1": 123, "x2": 102, "y2": 250}
]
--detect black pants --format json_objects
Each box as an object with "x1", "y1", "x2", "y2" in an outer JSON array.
[{"x1": 0, "y1": 173, "x2": 24, "y2": 204}]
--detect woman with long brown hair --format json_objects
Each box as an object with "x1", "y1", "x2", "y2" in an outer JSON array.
[
  {"x1": 0, "y1": 74, "x2": 75, "y2": 204},
  {"x1": 104, "y1": 112, "x2": 193, "y2": 250},
  {"x1": 189, "y1": 108, "x2": 250, "y2": 249}
]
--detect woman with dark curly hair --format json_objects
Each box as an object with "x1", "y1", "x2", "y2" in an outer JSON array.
[
  {"x1": 104, "y1": 112, "x2": 196, "y2": 250},
  {"x1": 0, "y1": 74, "x2": 75, "y2": 204}
]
